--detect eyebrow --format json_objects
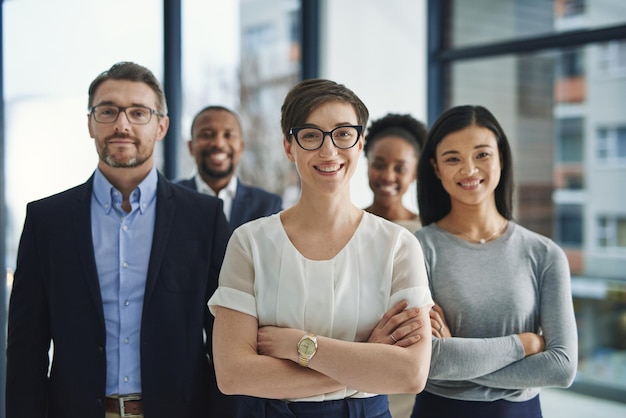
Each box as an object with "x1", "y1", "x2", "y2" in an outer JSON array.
[
  {"x1": 301, "y1": 122, "x2": 356, "y2": 129},
  {"x1": 93, "y1": 100, "x2": 151, "y2": 108},
  {"x1": 372, "y1": 156, "x2": 409, "y2": 163},
  {"x1": 440, "y1": 144, "x2": 494, "y2": 156}
]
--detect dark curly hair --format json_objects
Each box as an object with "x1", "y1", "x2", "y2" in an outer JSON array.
[{"x1": 364, "y1": 113, "x2": 427, "y2": 158}]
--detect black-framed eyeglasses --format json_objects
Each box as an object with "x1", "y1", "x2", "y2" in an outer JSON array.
[
  {"x1": 289, "y1": 125, "x2": 363, "y2": 151},
  {"x1": 89, "y1": 105, "x2": 164, "y2": 125}
]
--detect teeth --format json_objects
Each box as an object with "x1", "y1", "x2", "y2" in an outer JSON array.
[
  {"x1": 317, "y1": 164, "x2": 340, "y2": 172},
  {"x1": 379, "y1": 185, "x2": 397, "y2": 193},
  {"x1": 209, "y1": 153, "x2": 228, "y2": 162},
  {"x1": 461, "y1": 180, "x2": 480, "y2": 187}
]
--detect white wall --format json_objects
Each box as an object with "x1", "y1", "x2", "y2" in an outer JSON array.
[{"x1": 319, "y1": 0, "x2": 428, "y2": 210}]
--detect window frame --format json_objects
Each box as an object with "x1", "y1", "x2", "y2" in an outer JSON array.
[{"x1": 595, "y1": 125, "x2": 626, "y2": 166}]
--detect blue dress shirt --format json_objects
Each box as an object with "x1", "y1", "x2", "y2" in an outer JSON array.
[{"x1": 91, "y1": 167, "x2": 157, "y2": 395}]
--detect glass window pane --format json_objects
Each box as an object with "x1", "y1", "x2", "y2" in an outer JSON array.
[
  {"x1": 443, "y1": 2, "x2": 626, "y2": 392},
  {"x1": 558, "y1": 205, "x2": 584, "y2": 246},
  {"x1": 597, "y1": 128, "x2": 609, "y2": 159},
  {"x1": 563, "y1": 0, "x2": 585, "y2": 17},
  {"x1": 4, "y1": 0, "x2": 163, "y2": 267},
  {"x1": 617, "y1": 128, "x2": 626, "y2": 158},
  {"x1": 558, "y1": 118, "x2": 584, "y2": 162},
  {"x1": 618, "y1": 218, "x2": 626, "y2": 247},
  {"x1": 449, "y1": 0, "x2": 626, "y2": 48},
  {"x1": 444, "y1": 40, "x2": 625, "y2": 251},
  {"x1": 238, "y1": 0, "x2": 301, "y2": 205},
  {"x1": 557, "y1": 49, "x2": 584, "y2": 78}
]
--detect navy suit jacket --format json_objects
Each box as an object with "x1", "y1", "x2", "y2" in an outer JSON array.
[
  {"x1": 6, "y1": 172, "x2": 231, "y2": 418},
  {"x1": 177, "y1": 177, "x2": 283, "y2": 229}
]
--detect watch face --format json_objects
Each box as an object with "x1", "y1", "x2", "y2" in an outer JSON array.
[{"x1": 299, "y1": 339, "x2": 316, "y2": 355}]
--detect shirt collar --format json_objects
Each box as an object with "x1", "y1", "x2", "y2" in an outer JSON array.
[
  {"x1": 93, "y1": 167, "x2": 158, "y2": 214},
  {"x1": 194, "y1": 172, "x2": 238, "y2": 200}
]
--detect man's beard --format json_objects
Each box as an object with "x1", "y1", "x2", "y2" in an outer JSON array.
[
  {"x1": 199, "y1": 160, "x2": 234, "y2": 179},
  {"x1": 103, "y1": 153, "x2": 142, "y2": 168},
  {"x1": 100, "y1": 134, "x2": 150, "y2": 168}
]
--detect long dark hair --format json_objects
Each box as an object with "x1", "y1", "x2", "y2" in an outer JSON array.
[{"x1": 417, "y1": 105, "x2": 513, "y2": 226}]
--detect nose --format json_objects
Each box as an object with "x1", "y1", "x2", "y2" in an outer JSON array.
[
  {"x1": 113, "y1": 110, "x2": 132, "y2": 131},
  {"x1": 209, "y1": 133, "x2": 228, "y2": 148},
  {"x1": 318, "y1": 132, "x2": 338, "y2": 156},
  {"x1": 460, "y1": 160, "x2": 478, "y2": 175},
  {"x1": 381, "y1": 166, "x2": 395, "y2": 181}
]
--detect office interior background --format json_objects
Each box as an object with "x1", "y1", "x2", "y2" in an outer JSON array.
[{"x1": 2, "y1": 0, "x2": 625, "y2": 413}]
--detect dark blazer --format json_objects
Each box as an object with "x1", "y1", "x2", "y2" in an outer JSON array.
[
  {"x1": 177, "y1": 177, "x2": 283, "y2": 229},
  {"x1": 6, "y1": 172, "x2": 231, "y2": 418}
]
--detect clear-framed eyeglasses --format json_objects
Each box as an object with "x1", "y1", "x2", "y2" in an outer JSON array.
[
  {"x1": 89, "y1": 105, "x2": 164, "y2": 125},
  {"x1": 289, "y1": 125, "x2": 363, "y2": 151}
]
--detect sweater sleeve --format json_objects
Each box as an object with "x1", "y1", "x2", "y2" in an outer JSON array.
[
  {"x1": 468, "y1": 244, "x2": 578, "y2": 389},
  {"x1": 429, "y1": 334, "x2": 525, "y2": 380}
]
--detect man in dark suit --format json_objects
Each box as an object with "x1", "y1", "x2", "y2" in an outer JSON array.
[
  {"x1": 178, "y1": 105, "x2": 282, "y2": 230},
  {"x1": 6, "y1": 62, "x2": 230, "y2": 418}
]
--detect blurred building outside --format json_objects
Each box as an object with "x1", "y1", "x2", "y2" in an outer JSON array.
[{"x1": 2, "y1": 0, "x2": 625, "y2": 412}]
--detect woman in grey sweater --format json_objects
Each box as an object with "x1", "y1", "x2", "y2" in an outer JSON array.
[{"x1": 412, "y1": 105, "x2": 578, "y2": 418}]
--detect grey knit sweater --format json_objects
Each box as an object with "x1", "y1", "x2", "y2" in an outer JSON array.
[{"x1": 415, "y1": 222, "x2": 578, "y2": 402}]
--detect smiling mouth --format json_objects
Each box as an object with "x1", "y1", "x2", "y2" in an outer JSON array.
[
  {"x1": 107, "y1": 140, "x2": 137, "y2": 149},
  {"x1": 315, "y1": 163, "x2": 343, "y2": 173},
  {"x1": 204, "y1": 150, "x2": 231, "y2": 164},
  {"x1": 459, "y1": 179, "x2": 482, "y2": 188},
  {"x1": 377, "y1": 184, "x2": 399, "y2": 194}
]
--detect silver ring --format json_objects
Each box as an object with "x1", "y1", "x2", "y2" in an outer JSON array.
[
  {"x1": 389, "y1": 334, "x2": 398, "y2": 343},
  {"x1": 439, "y1": 325, "x2": 444, "y2": 333}
]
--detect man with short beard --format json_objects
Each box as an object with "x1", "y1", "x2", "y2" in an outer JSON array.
[
  {"x1": 6, "y1": 61, "x2": 231, "y2": 418},
  {"x1": 178, "y1": 106, "x2": 282, "y2": 230}
]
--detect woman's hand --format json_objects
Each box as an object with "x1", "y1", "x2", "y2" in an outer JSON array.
[
  {"x1": 518, "y1": 332, "x2": 545, "y2": 356},
  {"x1": 367, "y1": 300, "x2": 423, "y2": 347},
  {"x1": 257, "y1": 326, "x2": 300, "y2": 361},
  {"x1": 430, "y1": 303, "x2": 451, "y2": 338}
]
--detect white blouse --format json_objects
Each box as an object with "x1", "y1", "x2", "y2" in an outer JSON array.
[{"x1": 209, "y1": 211, "x2": 433, "y2": 401}]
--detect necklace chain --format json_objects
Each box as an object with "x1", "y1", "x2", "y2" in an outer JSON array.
[{"x1": 448, "y1": 220, "x2": 508, "y2": 244}]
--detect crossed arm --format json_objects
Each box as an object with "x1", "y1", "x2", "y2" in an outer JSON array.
[
  {"x1": 428, "y1": 297, "x2": 576, "y2": 389},
  {"x1": 212, "y1": 300, "x2": 431, "y2": 399}
]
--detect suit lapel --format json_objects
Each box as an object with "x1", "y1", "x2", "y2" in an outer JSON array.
[
  {"x1": 73, "y1": 175, "x2": 106, "y2": 327},
  {"x1": 143, "y1": 173, "x2": 175, "y2": 305},
  {"x1": 230, "y1": 183, "x2": 249, "y2": 227}
]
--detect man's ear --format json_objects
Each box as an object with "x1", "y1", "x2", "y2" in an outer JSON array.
[
  {"x1": 155, "y1": 116, "x2": 170, "y2": 142},
  {"x1": 88, "y1": 114, "x2": 95, "y2": 138}
]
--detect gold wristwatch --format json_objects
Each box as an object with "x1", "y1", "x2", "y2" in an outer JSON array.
[{"x1": 297, "y1": 332, "x2": 318, "y2": 367}]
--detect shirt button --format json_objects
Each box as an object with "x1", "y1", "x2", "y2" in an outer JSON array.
[
  {"x1": 124, "y1": 376, "x2": 129, "y2": 382},
  {"x1": 124, "y1": 338, "x2": 129, "y2": 344},
  {"x1": 123, "y1": 262, "x2": 128, "y2": 268},
  {"x1": 122, "y1": 225, "x2": 128, "y2": 231},
  {"x1": 125, "y1": 300, "x2": 130, "y2": 306}
]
